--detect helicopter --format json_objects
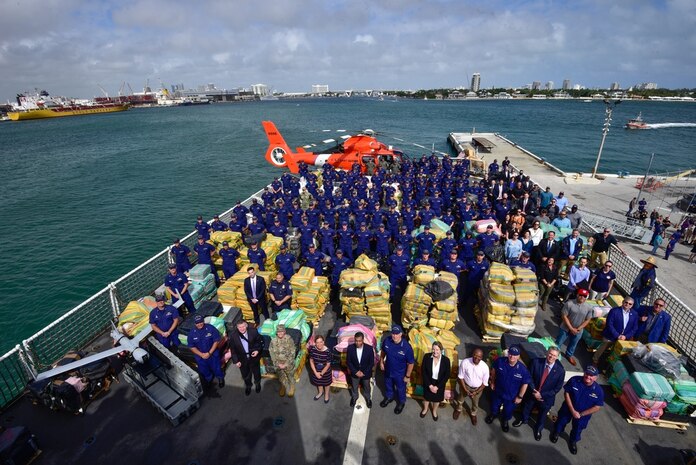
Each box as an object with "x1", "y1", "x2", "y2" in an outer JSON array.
[{"x1": 262, "y1": 121, "x2": 406, "y2": 173}]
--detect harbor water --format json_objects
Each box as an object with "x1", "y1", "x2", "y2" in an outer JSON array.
[{"x1": 1, "y1": 98, "x2": 695, "y2": 354}]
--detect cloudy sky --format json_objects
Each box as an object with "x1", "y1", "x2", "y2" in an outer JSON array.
[{"x1": 1, "y1": 0, "x2": 695, "y2": 100}]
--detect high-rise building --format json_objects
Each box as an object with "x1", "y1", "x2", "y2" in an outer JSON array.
[
  {"x1": 312, "y1": 84, "x2": 329, "y2": 95},
  {"x1": 562, "y1": 79, "x2": 571, "y2": 90},
  {"x1": 545, "y1": 81, "x2": 554, "y2": 90},
  {"x1": 470, "y1": 73, "x2": 481, "y2": 92},
  {"x1": 532, "y1": 81, "x2": 541, "y2": 90},
  {"x1": 610, "y1": 82, "x2": 621, "y2": 90},
  {"x1": 251, "y1": 84, "x2": 269, "y2": 96}
]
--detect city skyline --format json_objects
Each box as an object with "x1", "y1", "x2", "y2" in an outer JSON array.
[{"x1": 1, "y1": 0, "x2": 695, "y2": 101}]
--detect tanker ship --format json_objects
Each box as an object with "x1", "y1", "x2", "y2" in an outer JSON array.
[{"x1": 8, "y1": 90, "x2": 129, "y2": 121}]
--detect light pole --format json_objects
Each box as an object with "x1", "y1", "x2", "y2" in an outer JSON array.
[{"x1": 591, "y1": 98, "x2": 621, "y2": 178}]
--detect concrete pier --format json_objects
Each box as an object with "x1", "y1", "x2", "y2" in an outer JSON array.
[{"x1": 449, "y1": 131, "x2": 696, "y2": 313}]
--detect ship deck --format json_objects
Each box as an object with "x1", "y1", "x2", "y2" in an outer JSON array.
[
  {"x1": 2, "y1": 133, "x2": 695, "y2": 465},
  {"x1": 2, "y1": 297, "x2": 695, "y2": 465}
]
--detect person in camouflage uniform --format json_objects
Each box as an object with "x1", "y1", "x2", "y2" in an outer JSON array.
[{"x1": 269, "y1": 324, "x2": 297, "y2": 397}]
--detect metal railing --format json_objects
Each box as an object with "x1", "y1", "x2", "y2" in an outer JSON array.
[
  {"x1": 0, "y1": 186, "x2": 269, "y2": 410},
  {"x1": 607, "y1": 244, "x2": 696, "y2": 364},
  {"x1": 0, "y1": 347, "x2": 32, "y2": 407}
]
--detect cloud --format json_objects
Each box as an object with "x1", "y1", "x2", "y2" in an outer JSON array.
[
  {"x1": 354, "y1": 34, "x2": 375, "y2": 45},
  {"x1": 0, "y1": 0, "x2": 694, "y2": 99}
]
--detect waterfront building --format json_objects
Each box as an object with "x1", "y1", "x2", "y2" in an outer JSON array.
[
  {"x1": 532, "y1": 81, "x2": 542, "y2": 90},
  {"x1": 252, "y1": 84, "x2": 269, "y2": 96},
  {"x1": 610, "y1": 82, "x2": 621, "y2": 91},
  {"x1": 470, "y1": 73, "x2": 481, "y2": 92},
  {"x1": 545, "y1": 81, "x2": 555, "y2": 90},
  {"x1": 312, "y1": 84, "x2": 329, "y2": 95},
  {"x1": 562, "y1": 79, "x2": 571, "y2": 90}
]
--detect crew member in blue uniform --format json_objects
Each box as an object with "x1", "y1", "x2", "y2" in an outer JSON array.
[
  {"x1": 194, "y1": 215, "x2": 211, "y2": 240},
  {"x1": 419, "y1": 203, "x2": 436, "y2": 226},
  {"x1": 219, "y1": 241, "x2": 240, "y2": 279},
  {"x1": 439, "y1": 250, "x2": 465, "y2": 287},
  {"x1": 194, "y1": 235, "x2": 219, "y2": 286},
  {"x1": 438, "y1": 230, "x2": 457, "y2": 259},
  {"x1": 485, "y1": 345, "x2": 531, "y2": 432},
  {"x1": 247, "y1": 242, "x2": 267, "y2": 271},
  {"x1": 395, "y1": 226, "x2": 413, "y2": 257},
  {"x1": 297, "y1": 217, "x2": 316, "y2": 256},
  {"x1": 303, "y1": 243, "x2": 324, "y2": 276},
  {"x1": 232, "y1": 201, "x2": 250, "y2": 227},
  {"x1": 228, "y1": 214, "x2": 244, "y2": 233},
  {"x1": 550, "y1": 366, "x2": 604, "y2": 455},
  {"x1": 374, "y1": 224, "x2": 391, "y2": 257},
  {"x1": 379, "y1": 325, "x2": 415, "y2": 414},
  {"x1": 268, "y1": 218, "x2": 287, "y2": 239},
  {"x1": 170, "y1": 238, "x2": 192, "y2": 273},
  {"x1": 458, "y1": 230, "x2": 477, "y2": 263},
  {"x1": 164, "y1": 263, "x2": 196, "y2": 314},
  {"x1": 413, "y1": 249, "x2": 436, "y2": 267},
  {"x1": 337, "y1": 222, "x2": 354, "y2": 260},
  {"x1": 477, "y1": 225, "x2": 499, "y2": 251},
  {"x1": 210, "y1": 214, "x2": 227, "y2": 232},
  {"x1": 275, "y1": 244, "x2": 296, "y2": 280},
  {"x1": 465, "y1": 251, "x2": 490, "y2": 300},
  {"x1": 415, "y1": 225, "x2": 436, "y2": 254},
  {"x1": 318, "y1": 222, "x2": 336, "y2": 257},
  {"x1": 187, "y1": 314, "x2": 225, "y2": 388},
  {"x1": 509, "y1": 251, "x2": 537, "y2": 272},
  {"x1": 150, "y1": 295, "x2": 180, "y2": 349},
  {"x1": 248, "y1": 216, "x2": 266, "y2": 235},
  {"x1": 269, "y1": 272, "x2": 293, "y2": 316},
  {"x1": 388, "y1": 245, "x2": 410, "y2": 303},
  {"x1": 330, "y1": 249, "x2": 352, "y2": 288},
  {"x1": 354, "y1": 223, "x2": 373, "y2": 257}
]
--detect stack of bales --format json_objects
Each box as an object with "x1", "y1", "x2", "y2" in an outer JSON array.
[
  {"x1": 187, "y1": 264, "x2": 217, "y2": 307},
  {"x1": 363, "y1": 273, "x2": 391, "y2": 331},
  {"x1": 401, "y1": 265, "x2": 436, "y2": 328},
  {"x1": 338, "y1": 254, "x2": 382, "y2": 320},
  {"x1": 478, "y1": 263, "x2": 538, "y2": 338},
  {"x1": 426, "y1": 271, "x2": 459, "y2": 331},
  {"x1": 406, "y1": 327, "x2": 460, "y2": 400},
  {"x1": 216, "y1": 264, "x2": 272, "y2": 321},
  {"x1": 236, "y1": 235, "x2": 283, "y2": 274},
  {"x1": 290, "y1": 267, "x2": 330, "y2": 324},
  {"x1": 210, "y1": 231, "x2": 243, "y2": 280}
]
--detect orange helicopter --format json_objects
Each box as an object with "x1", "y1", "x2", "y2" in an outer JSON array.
[{"x1": 262, "y1": 120, "x2": 405, "y2": 173}]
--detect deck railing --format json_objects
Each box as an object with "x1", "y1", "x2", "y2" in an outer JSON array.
[
  {"x1": 607, "y1": 244, "x2": 696, "y2": 364},
  {"x1": 0, "y1": 187, "x2": 268, "y2": 409}
]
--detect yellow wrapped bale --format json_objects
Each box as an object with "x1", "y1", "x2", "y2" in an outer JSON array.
[
  {"x1": 339, "y1": 268, "x2": 377, "y2": 288},
  {"x1": 514, "y1": 288, "x2": 538, "y2": 308},
  {"x1": 217, "y1": 282, "x2": 238, "y2": 305},
  {"x1": 413, "y1": 265, "x2": 436, "y2": 285},
  {"x1": 488, "y1": 282, "x2": 516, "y2": 304},
  {"x1": 437, "y1": 271, "x2": 459, "y2": 290},
  {"x1": 429, "y1": 318, "x2": 455, "y2": 330},
  {"x1": 487, "y1": 299, "x2": 513, "y2": 316},
  {"x1": 118, "y1": 301, "x2": 151, "y2": 336},
  {"x1": 488, "y1": 262, "x2": 515, "y2": 284},
  {"x1": 354, "y1": 254, "x2": 379, "y2": 273},
  {"x1": 512, "y1": 266, "x2": 537, "y2": 283}
]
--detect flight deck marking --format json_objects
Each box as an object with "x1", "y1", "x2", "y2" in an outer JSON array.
[{"x1": 341, "y1": 387, "x2": 371, "y2": 465}]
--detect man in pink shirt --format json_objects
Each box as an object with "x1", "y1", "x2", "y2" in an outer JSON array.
[{"x1": 452, "y1": 348, "x2": 489, "y2": 425}]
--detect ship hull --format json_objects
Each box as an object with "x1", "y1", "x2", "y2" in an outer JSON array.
[{"x1": 8, "y1": 104, "x2": 129, "y2": 121}]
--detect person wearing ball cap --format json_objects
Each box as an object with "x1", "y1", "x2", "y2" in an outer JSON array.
[
  {"x1": 413, "y1": 249, "x2": 436, "y2": 267},
  {"x1": 485, "y1": 344, "x2": 531, "y2": 433},
  {"x1": 170, "y1": 237, "x2": 192, "y2": 274},
  {"x1": 149, "y1": 295, "x2": 180, "y2": 350},
  {"x1": 163, "y1": 262, "x2": 196, "y2": 314},
  {"x1": 219, "y1": 240, "x2": 240, "y2": 280},
  {"x1": 550, "y1": 365, "x2": 604, "y2": 455},
  {"x1": 629, "y1": 255, "x2": 658, "y2": 307},
  {"x1": 275, "y1": 243, "x2": 296, "y2": 281},
  {"x1": 555, "y1": 287, "x2": 593, "y2": 366},
  {"x1": 415, "y1": 225, "x2": 436, "y2": 255},
  {"x1": 187, "y1": 313, "x2": 225, "y2": 388},
  {"x1": 194, "y1": 215, "x2": 211, "y2": 240},
  {"x1": 380, "y1": 325, "x2": 415, "y2": 415}
]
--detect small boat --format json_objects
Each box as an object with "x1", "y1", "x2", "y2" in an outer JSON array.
[{"x1": 625, "y1": 112, "x2": 649, "y2": 129}]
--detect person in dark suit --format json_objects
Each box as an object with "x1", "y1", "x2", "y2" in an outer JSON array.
[
  {"x1": 420, "y1": 342, "x2": 451, "y2": 421},
  {"x1": 346, "y1": 331, "x2": 375, "y2": 408},
  {"x1": 229, "y1": 319, "x2": 264, "y2": 395},
  {"x1": 490, "y1": 180, "x2": 508, "y2": 203},
  {"x1": 244, "y1": 266, "x2": 268, "y2": 325},
  {"x1": 517, "y1": 192, "x2": 535, "y2": 215},
  {"x1": 513, "y1": 347, "x2": 565, "y2": 440},
  {"x1": 535, "y1": 231, "x2": 560, "y2": 267}
]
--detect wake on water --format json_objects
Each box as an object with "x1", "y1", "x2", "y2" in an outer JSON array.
[{"x1": 645, "y1": 122, "x2": 696, "y2": 129}]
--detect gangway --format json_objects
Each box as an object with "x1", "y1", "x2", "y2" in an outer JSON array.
[{"x1": 581, "y1": 211, "x2": 653, "y2": 243}]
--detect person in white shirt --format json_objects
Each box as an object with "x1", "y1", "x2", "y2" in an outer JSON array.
[{"x1": 452, "y1": 348, "x2": 489, "y2": 425}]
